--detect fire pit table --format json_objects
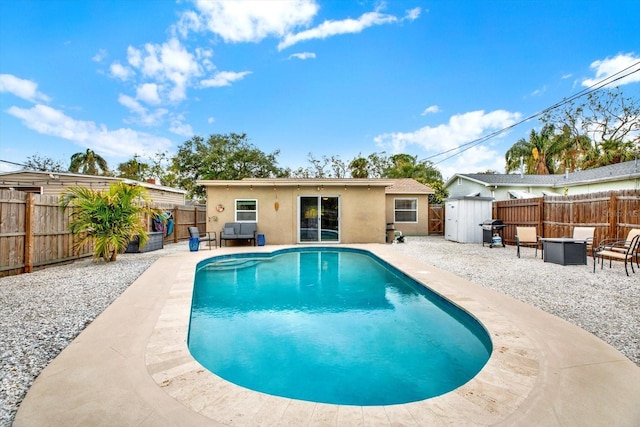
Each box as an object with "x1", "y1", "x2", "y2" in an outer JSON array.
[{"x1": 540, "y1": 237, "x2": 587, "y2": 266}]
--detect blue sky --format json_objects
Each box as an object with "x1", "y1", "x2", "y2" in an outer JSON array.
[{"x1": 1, "y1": 0, "x2": 639, "y2": 180}]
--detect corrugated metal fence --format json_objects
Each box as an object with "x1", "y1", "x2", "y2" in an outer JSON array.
[{"x1": 0, "y1": 190, "x2": 206, "y2": 277}]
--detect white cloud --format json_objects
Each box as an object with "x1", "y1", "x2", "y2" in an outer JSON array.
[
  {"x1": 173, "y1": 10, "x2": 204, "y2": 38},
  {"x1": 421, "y1": 105, "x2": 440, "y2": 115},
  {"x1": 530, "y1": 86, "x2": 546, "y2": 96},
  {"x1": 0, "y1": 74, "x2": 51, "y2": 103},
  {"x1": 288, "y1": 52, "x2": 316, "y2": 60},
  {"x1": 201, "y1": 71, "x2": 252, "y2": 87},
  {"x1": 405, "y1": 7, "x2": 421, "y2": 21},
  {"x1": 109, "y1": 62, "x2": 134, "y2": 81},
  {"x1": 278, "y1": 9, "x2": 399, "y2": 50},
  {"x1": 118, "y1": 94, "x2": 168, "y2": 126},
  {"x1": 191, "y1": 0, "x2": 318, "y2": 43},
  {"x1": 374, "y1": 109, "x2": 521, "y2": 175},
  {"x1": 124, "y1": 37, "x2": 202, "y2": 102},
  {"x1": 136, "y1": 83, "x2": 162, "y2": 105},
  {"x1": 582, "y1": 53, "x2": 640, "y2": 87},
  {"x1": 92, "y1": 48, "x2": 108, "y2": 62},
  {"x1": 207, "y1": 117, "x2": 215, "y2": 124},
  {"x1": 169, "y1": 119, "x2": 194, "y2": 137},
  {"x1": 6, "y1": 104, "x2": 173, "y2": 158}
]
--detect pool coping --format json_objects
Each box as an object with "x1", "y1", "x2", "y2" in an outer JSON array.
[{"x1": 14, "y1": 244, "x2": 640, "y2": 426}]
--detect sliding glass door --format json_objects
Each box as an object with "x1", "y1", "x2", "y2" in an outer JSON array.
[{"x1": 299, "y1": 196, "x2": 340, "y2": 243}]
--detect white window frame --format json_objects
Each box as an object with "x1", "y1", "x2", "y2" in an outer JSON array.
[
  {"x1": 235, "y1": 199, "x2": 258, "y2": 222},
  {"x1": 394, "y1": 198, "x2": 418, "y2": 223}
]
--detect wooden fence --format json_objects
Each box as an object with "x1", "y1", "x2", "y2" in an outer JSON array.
[
  {"x1": 493, "y1": 189, "x2": 640, "y2": 246},
  {"x1": 428, "y1": 204, "x2": 444, "y2": 235},
  {"x1": 0, "y1": 190, "x2": 206, "y2": 277}
]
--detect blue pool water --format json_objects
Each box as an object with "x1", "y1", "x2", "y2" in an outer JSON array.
[{"x1": 188, "y1": 247, "x2": 492, "y2": 406}]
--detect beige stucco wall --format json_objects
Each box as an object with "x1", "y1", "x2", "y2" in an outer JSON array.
[
  {"x1": 384, "y1": 194, "x2": 430, "y2": 236},
  {"x1": 204, "y1": 184, "x2": 387, "y2": 244}
]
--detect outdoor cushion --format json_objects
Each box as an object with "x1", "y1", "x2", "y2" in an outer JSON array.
[{"x1": 224, "y1": 227, "x2": 235, "y2": 236}]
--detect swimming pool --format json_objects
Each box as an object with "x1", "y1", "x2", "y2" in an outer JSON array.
[{"x1": 188, "y1": 247, "x2": 492, "y2": 406}]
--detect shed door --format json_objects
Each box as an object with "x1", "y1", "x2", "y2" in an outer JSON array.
[
  {"x1": 445, "y1": 201, "x2": 459, "y2": 242},
  {"x1": 299, "y1": 196, "x2": 340, "y2": 243}
]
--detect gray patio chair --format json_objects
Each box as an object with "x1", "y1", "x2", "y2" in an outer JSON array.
[{"x1": 188, "y1": 227, "x2": 217, "y2": 250}]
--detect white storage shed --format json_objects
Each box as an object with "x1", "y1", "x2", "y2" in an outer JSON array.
[{"x1": 445, "y1": 196, "x2": 494, "y2": 243}]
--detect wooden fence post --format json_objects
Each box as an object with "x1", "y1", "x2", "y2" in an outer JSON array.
[
  {"x1": 609, "y1": 192, "x2": 617, "y2": 239},
  {"x1": 537, "y1": 197, "x2": 545, "y2": 237},
  {"x1": 24, "y1": 193, "x2": 35, "y2": 273},
  {"x1": 173, "y1": 206, "x2": 179, "y2": 243}
]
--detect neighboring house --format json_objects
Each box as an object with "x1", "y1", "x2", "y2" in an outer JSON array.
[
  {"x1": 0, "y1": 170, "x2": 187, "y2": 205},
  {"x1": 444, "y1": 160, "x2": 640, "y2": 200},
  {"x1": 196, "y1": 178, "x2": 434, "y2": 245}
]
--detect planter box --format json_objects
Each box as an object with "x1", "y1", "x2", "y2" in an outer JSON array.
[{"x1": 125, "y1": 232, "x2": 164, "y2": 253}]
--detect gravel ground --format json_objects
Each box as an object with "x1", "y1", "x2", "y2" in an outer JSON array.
[
  {"x1": 0, "y1": 242, "x2": 188, "y2": 427},
  {"x1": 1, "y1": 237, "x2": 638, "y2": 425}
]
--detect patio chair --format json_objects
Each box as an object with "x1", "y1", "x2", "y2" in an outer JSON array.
[
  {"x1": 593, "y1": 233, "x2": 640, "y2": 276},
  {"x1": 188, "y1": 227, "x2": 217, "y2": 250},
  {"x1": 570, "y1": 226, "x2": 595, "y2": 253},
  {"x1": 515, "y1": 226, "x2": 541, "y2": 258},
  {"x1": 599, "y1": 228, "x2": 640, "y2": 267}
]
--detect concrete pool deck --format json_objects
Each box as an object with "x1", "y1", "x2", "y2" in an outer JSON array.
[{"x1": 14, "y1": 244, "x2": 640, "y2": 426}]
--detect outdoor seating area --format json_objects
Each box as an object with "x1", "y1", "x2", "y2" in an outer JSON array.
[
  {"x1": 593, "y1": 229, "x2": 640, "y2": 276},
  {"x1": 515, "y1": 226, "x2": 542, "y2": 258},
  {"x1": 220, "y1": 222, "x2": 258, "y2": 247},
  {"x1": 187, "y1": 226, "x2": 216, "y2": 250}
]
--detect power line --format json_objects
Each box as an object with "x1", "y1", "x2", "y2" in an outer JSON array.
[{"x1": 419, "y1": 61, "x2": 640, "y2": 166}]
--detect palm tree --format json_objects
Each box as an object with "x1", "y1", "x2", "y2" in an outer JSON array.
[
  {"x1": 553, "y1": 124, "x2": 592, "y2": 173},
  {"x1": 59, "y1": 182, "x2": 160, "y2": 262},
  {"x1": 349, "y1": 157, "x2": 369, "y2": 178},
  {"x1": 69, "y1": 149, "x2": 110, "y2": 175},
  {"x1": 505, "y1": 125, "x2": 564, "y2": 174},
  {"x1": 581, "y1": 139, "x2": 638, "y2": 169}
]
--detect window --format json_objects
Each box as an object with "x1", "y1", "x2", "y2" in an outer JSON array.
[
  {"x1": 394, "y1": 198, "x2": 417, "y2": 222},
  {"x1": 235, "y1": 199, "x2": 257, "y2": 222}
]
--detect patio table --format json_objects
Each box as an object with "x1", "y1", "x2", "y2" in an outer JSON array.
[{"x1": 540, "y1": 238, "x2": 587, "y2": 266}]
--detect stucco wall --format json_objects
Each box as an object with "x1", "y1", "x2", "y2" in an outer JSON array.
[
  {"x1": 205, "y1": 184, "x2": 387, "y2": 244},
  {"x1": 384, "y1": 194, "x2": 430, "y2": 236}
]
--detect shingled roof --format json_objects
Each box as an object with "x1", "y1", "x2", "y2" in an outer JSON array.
[
  {"x1": 385, "y1": 178, "x2": 434, "y2": 194},
  {"x1": 446, "y1": 160, "x2": 640, "y2": 189}
]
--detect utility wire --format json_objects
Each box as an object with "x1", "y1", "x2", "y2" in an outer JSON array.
[{"x1": 420, "y1": 61, "x2": 640, "y2": 166}]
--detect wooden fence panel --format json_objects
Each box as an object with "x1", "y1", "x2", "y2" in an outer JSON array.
[
  {"x1": 493, "y1": 190, "x2": 640, "y2": 247},
  {"x1": 428, "y1": 205, "x2": 444, "y2": 235},
  {"x1": 494, "y1": 198, "x2": 543, "y2": 245},
  {"x1": 1, "y1": 191, "x2": 206, "y2": 278},
  {"x1": 0, "y1": 190, "x2": 27, "y2": 276}
]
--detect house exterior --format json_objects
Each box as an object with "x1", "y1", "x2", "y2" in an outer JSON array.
[
  {"x1": 0, "y1": 170, "x2": 187, "y2": 205},
  {"x1": 196, "y1": 178, "x2": 434, "y2": 245},
  {"x1": 444, "y1": 160, "x2": 640, "y2": 200}
]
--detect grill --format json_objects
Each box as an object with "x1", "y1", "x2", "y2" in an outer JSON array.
[{"x1": 479, "y1": 219, "x2": 505, "y2": 248}]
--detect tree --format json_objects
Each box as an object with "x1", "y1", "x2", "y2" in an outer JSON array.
[
  {"x1": 116, "y1": 157, "x2": 149, "y2": 181},
  {"x1": 69, "y1": 149, "x2": 110, "y2": 175},
  {"x1": 541, "y1": 87, "x2": 639, "y2": 168},
  {"x1": 383, "y1": 154, "x2": 443, "y2": 183},
  {"x1": 171, "y1": 133, "x2": 287, "y2": 200},
  {"x1": 23, "y1": 154, "x2": 66, "y2": 172},
  {"x1": 427, "y1": 180, "x2": 449, "y2": 204},
  {"x1": 505, "y1": 125, "x2": 565, "y2": 174},
  {"x1": 59, "y1": 182, "x2": 159, "y2": 262},
  {"x1": 349, "y1": 156, "x2": 369, "y2": 178},
  {"x1": 581, "y1": 139, "x2": 638, "y2": 169}
]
